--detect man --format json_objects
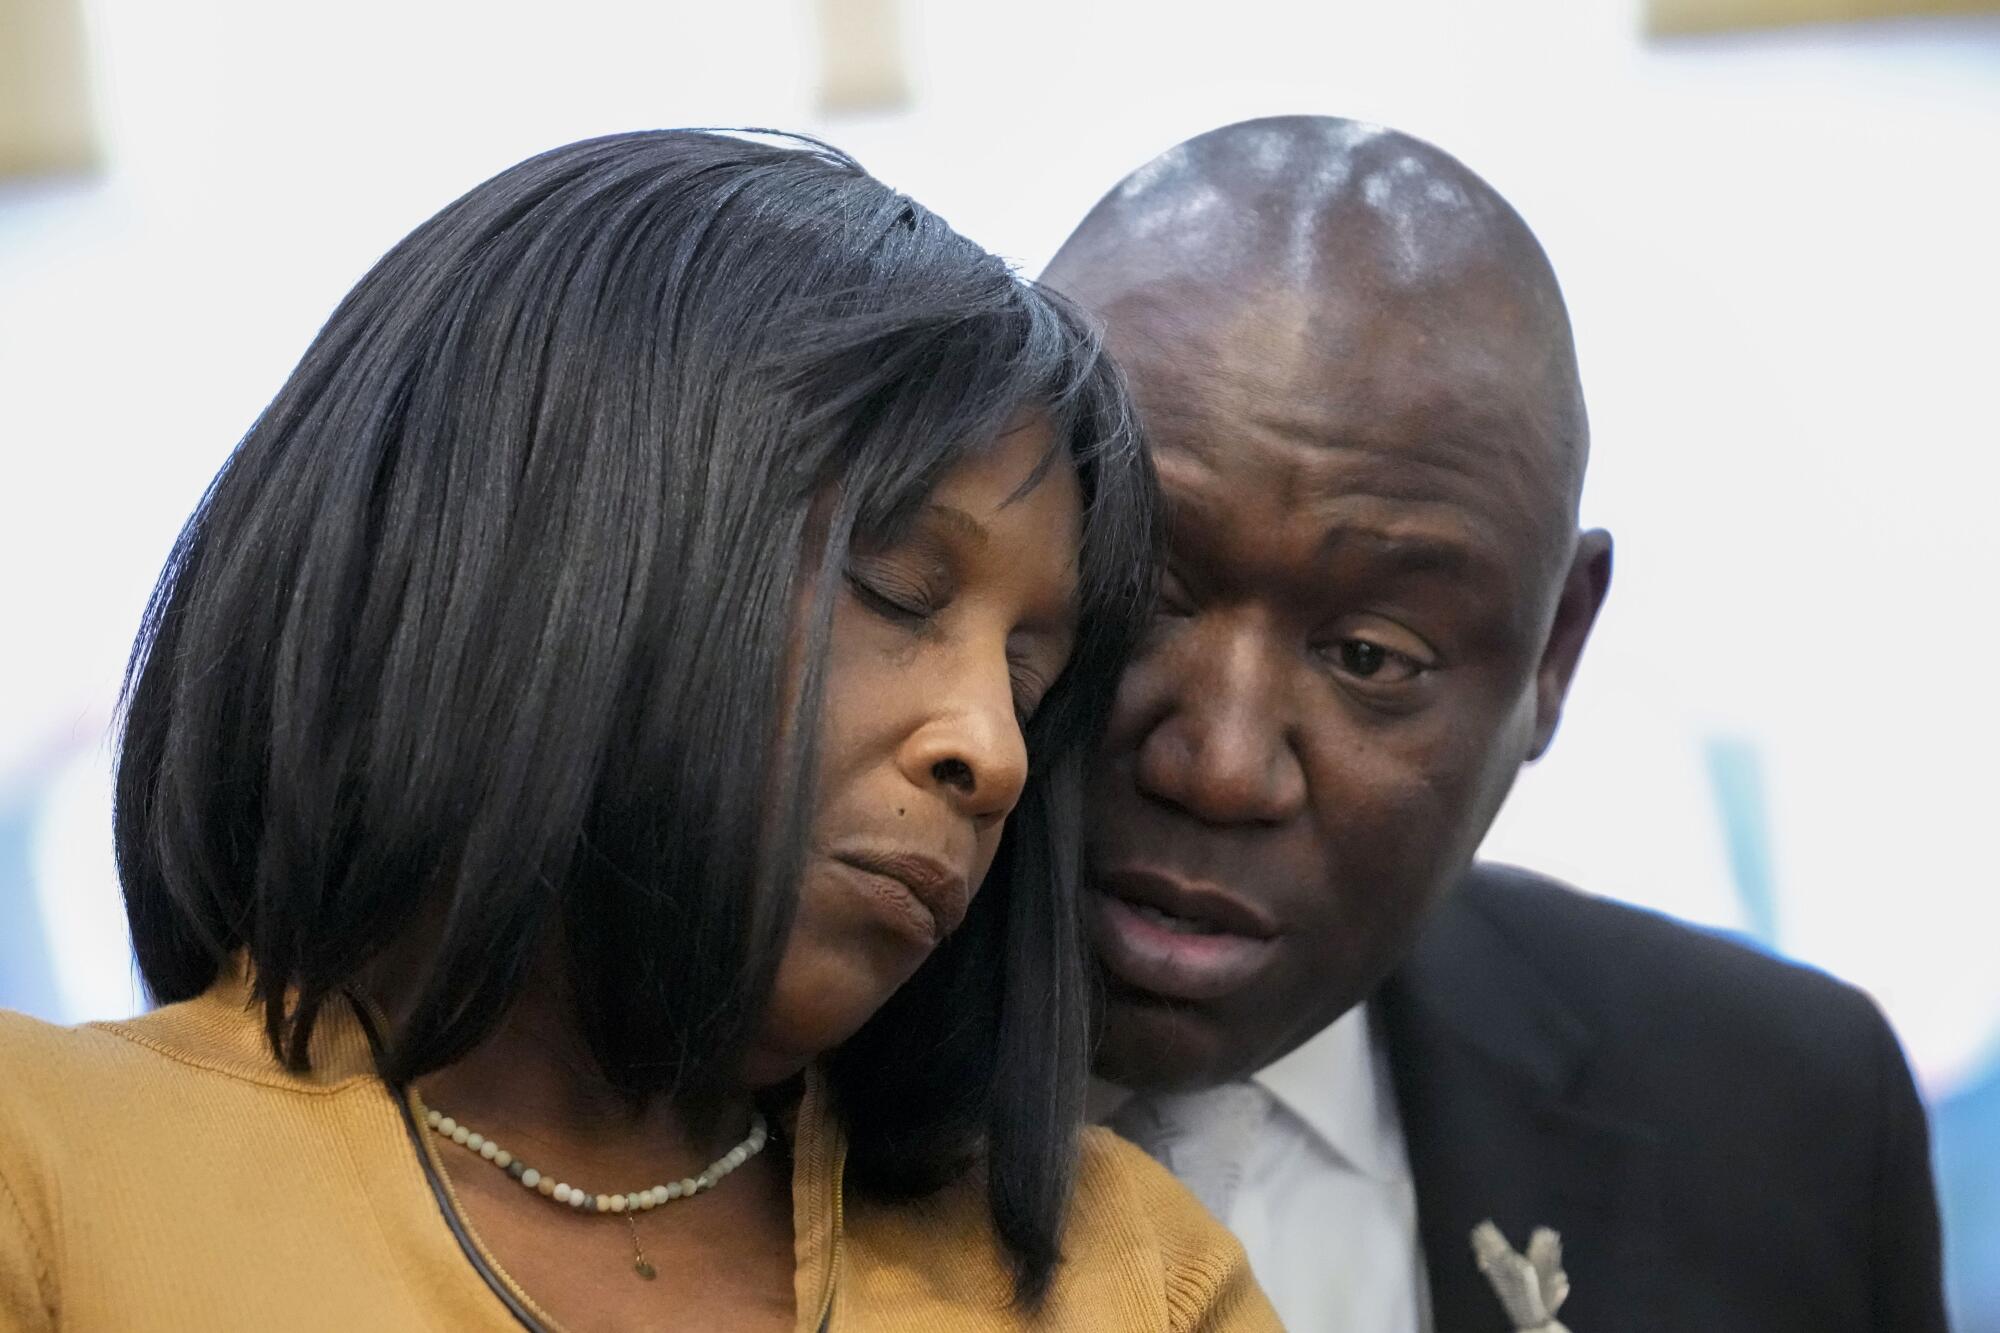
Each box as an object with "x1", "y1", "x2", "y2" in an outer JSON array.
[{"x1": 1047, "y1": 117, "x2": 1947, "y2": 1332}]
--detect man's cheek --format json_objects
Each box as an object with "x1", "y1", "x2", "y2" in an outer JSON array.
[{"x1": 1323, "y1": 746, "x2": 1471, "y2": 888}]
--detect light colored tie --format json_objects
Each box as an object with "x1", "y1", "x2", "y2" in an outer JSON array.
[{"x1": 1107, "y1": 1081, "x2": 1274, "y2": 1220}]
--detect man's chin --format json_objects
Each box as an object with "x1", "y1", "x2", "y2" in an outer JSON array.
[
  {"x1": 1095, "y1": 984, "x2": 1265, "y2": 1093},
  {"x1": 1095, "y1": 968, "x2": 1379, "y2": 1093}
]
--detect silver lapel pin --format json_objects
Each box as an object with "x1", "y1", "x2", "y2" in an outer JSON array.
[{"x1": 1471, "y1": 1219, "x2": 1573, "y2": 1333}]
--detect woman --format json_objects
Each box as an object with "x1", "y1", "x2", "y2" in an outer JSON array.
[{"x1": 0, "y1": 132, "x2": 1278, "y2": 1331}]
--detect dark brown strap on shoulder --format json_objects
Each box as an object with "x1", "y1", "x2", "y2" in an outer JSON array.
[{"x1": 349, "y1": 994, "x2": 552, "y2": 1332}]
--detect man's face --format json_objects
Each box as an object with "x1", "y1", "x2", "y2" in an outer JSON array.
[{"x1": 1085, "y1": 270, "x2": 1598, "y2": 1091}]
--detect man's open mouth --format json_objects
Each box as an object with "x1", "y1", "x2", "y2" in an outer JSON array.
[{"x1": 1088, "y1": 868, "x2": 1281, "y2": 1002}]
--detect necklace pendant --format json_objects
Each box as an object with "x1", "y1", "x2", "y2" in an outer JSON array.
[{"x1": 633, "y1": 1257, "x2": 658, "y2": 1281}]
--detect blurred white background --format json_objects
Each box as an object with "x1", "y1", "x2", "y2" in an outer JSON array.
[{"x1": 1, "y1": 0, "x2": 1996, "y2": 1314}]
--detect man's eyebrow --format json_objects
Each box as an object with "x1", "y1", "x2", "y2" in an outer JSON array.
[{"x1": 1316, "y1": 527, "x2": 1480, "y2": 579}]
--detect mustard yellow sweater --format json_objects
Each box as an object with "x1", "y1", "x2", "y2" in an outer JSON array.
[{"x1": 0, "y1": 975, "x2": 1278, "y2": 1331}]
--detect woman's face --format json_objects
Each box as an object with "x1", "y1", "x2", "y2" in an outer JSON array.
[{"x1": 749, "y1": 419, "x2": 1082, "y2": 1083}]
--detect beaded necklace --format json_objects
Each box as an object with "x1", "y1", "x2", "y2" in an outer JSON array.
[{"x1": 423, "y1": 1104, "x2": 770, "y2": 1280}]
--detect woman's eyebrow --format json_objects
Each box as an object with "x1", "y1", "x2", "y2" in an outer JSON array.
[{"x1": 919, "y1": 502, "x2": 990, "y2": 549}]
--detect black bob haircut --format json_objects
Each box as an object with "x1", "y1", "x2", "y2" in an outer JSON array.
[{"x1": 114, "y1": 129, "x2": 1155, "y2": 1298}]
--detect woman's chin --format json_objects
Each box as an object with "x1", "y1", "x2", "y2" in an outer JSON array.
[{"x1": 747, "y1": 949, "x2": 917, "y2": 1084}]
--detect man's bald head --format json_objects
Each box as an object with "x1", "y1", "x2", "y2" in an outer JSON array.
[
  {"x1": 1062, "y1": 118, "x2": 1614, "y2": 1092},
  {"x1": 1046, "y1": 115, "x2": 1588, "y2": 522}
]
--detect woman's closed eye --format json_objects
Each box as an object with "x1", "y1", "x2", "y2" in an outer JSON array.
[{"x1": 845, "y1": 559, "x2": 944, "y2": 625}]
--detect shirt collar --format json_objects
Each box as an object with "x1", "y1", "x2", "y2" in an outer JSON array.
[{"x1": 1252, "y1": 1001, "x2": 1410, "y2": 1185}]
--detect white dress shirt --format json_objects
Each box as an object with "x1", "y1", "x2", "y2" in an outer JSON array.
[{"x1": 1102, "y1": 1004, "x2": 1433, "y2": 1332}]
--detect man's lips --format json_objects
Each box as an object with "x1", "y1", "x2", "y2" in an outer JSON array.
[
  {"x1": 1089, "y1": 867, "x2": 1282, "y2": 1002},
  {"x1": 831, "y1": 847, "x2": 971, "y2": 946},
  {"x1": 1096, "y1": 866, "x2": 1281, "y2": 938}
]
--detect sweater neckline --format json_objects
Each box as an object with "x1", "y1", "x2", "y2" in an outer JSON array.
[{"x1": 106, "y1": 961, "x2": 847, "y2": 1332}]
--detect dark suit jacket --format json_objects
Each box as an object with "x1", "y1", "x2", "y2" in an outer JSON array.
[{"x1": 1377, "y1": 864, "x2": 1949, "y2": 1332}]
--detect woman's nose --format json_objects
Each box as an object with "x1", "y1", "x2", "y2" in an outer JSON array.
[{"x1": 898, "y1": 660, "x2": 1030, "y2": 824}]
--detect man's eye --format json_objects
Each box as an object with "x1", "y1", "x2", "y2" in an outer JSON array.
[
  {"x1": 1155, "y1": 569, "x2": 1196, "y2": 617},
  {"x1": 1327, "y1": 639, "x2": 1423, "y2": 684}
]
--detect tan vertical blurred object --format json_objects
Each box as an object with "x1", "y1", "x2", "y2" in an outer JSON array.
[
  {"x1": 816, "y1": 0, "x2": 910, "y2": 113},
  {"x1": 0, "y1": 0, "x2": 98, "y2": 179},
  {"x1": 1648, "y1": 0, "x2": 2000, "y2": 34}
]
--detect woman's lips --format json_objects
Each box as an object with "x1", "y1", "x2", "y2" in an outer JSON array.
[
  {"x1": 830, "y1": 849, "x2": 970, "y2": 946},
  {"x1": 1088, "y1": 889, "x2": 1281, "y2": 1002}
]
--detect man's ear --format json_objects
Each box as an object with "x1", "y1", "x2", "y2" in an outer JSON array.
[{"x1": 1528, "y1": 528, "x2": 1612, "y2": 760}]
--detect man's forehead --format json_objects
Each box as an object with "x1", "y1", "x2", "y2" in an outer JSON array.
[
  {"x1": 1104, "y1": 283, "x2": 1570, "y2": 466},
  {"x1": 1047, "y1": 118, "x2": 1584, "y2": 459},
  {"x1": 1126, "y1": 319, "x2": 1580, "y2": 591},
  {"x1": 1152, "y1": 436, "x2": 1558, "y2": 635},
  {"x1": 1154, "y1": 402, "x2": 1563, "y2": 536}
]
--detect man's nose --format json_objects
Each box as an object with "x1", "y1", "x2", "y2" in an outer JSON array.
[
  {"x1": 898, "y1": 660, "x2": 1031, "y2": 826},
  {"x1": 1132, "y1": 618, "x2": 1308, "y2": 827}
]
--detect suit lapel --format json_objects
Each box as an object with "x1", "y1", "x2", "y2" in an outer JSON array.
[{"x1": 1378, "y1": 869, "x2": 1664, "y2": 1333}]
